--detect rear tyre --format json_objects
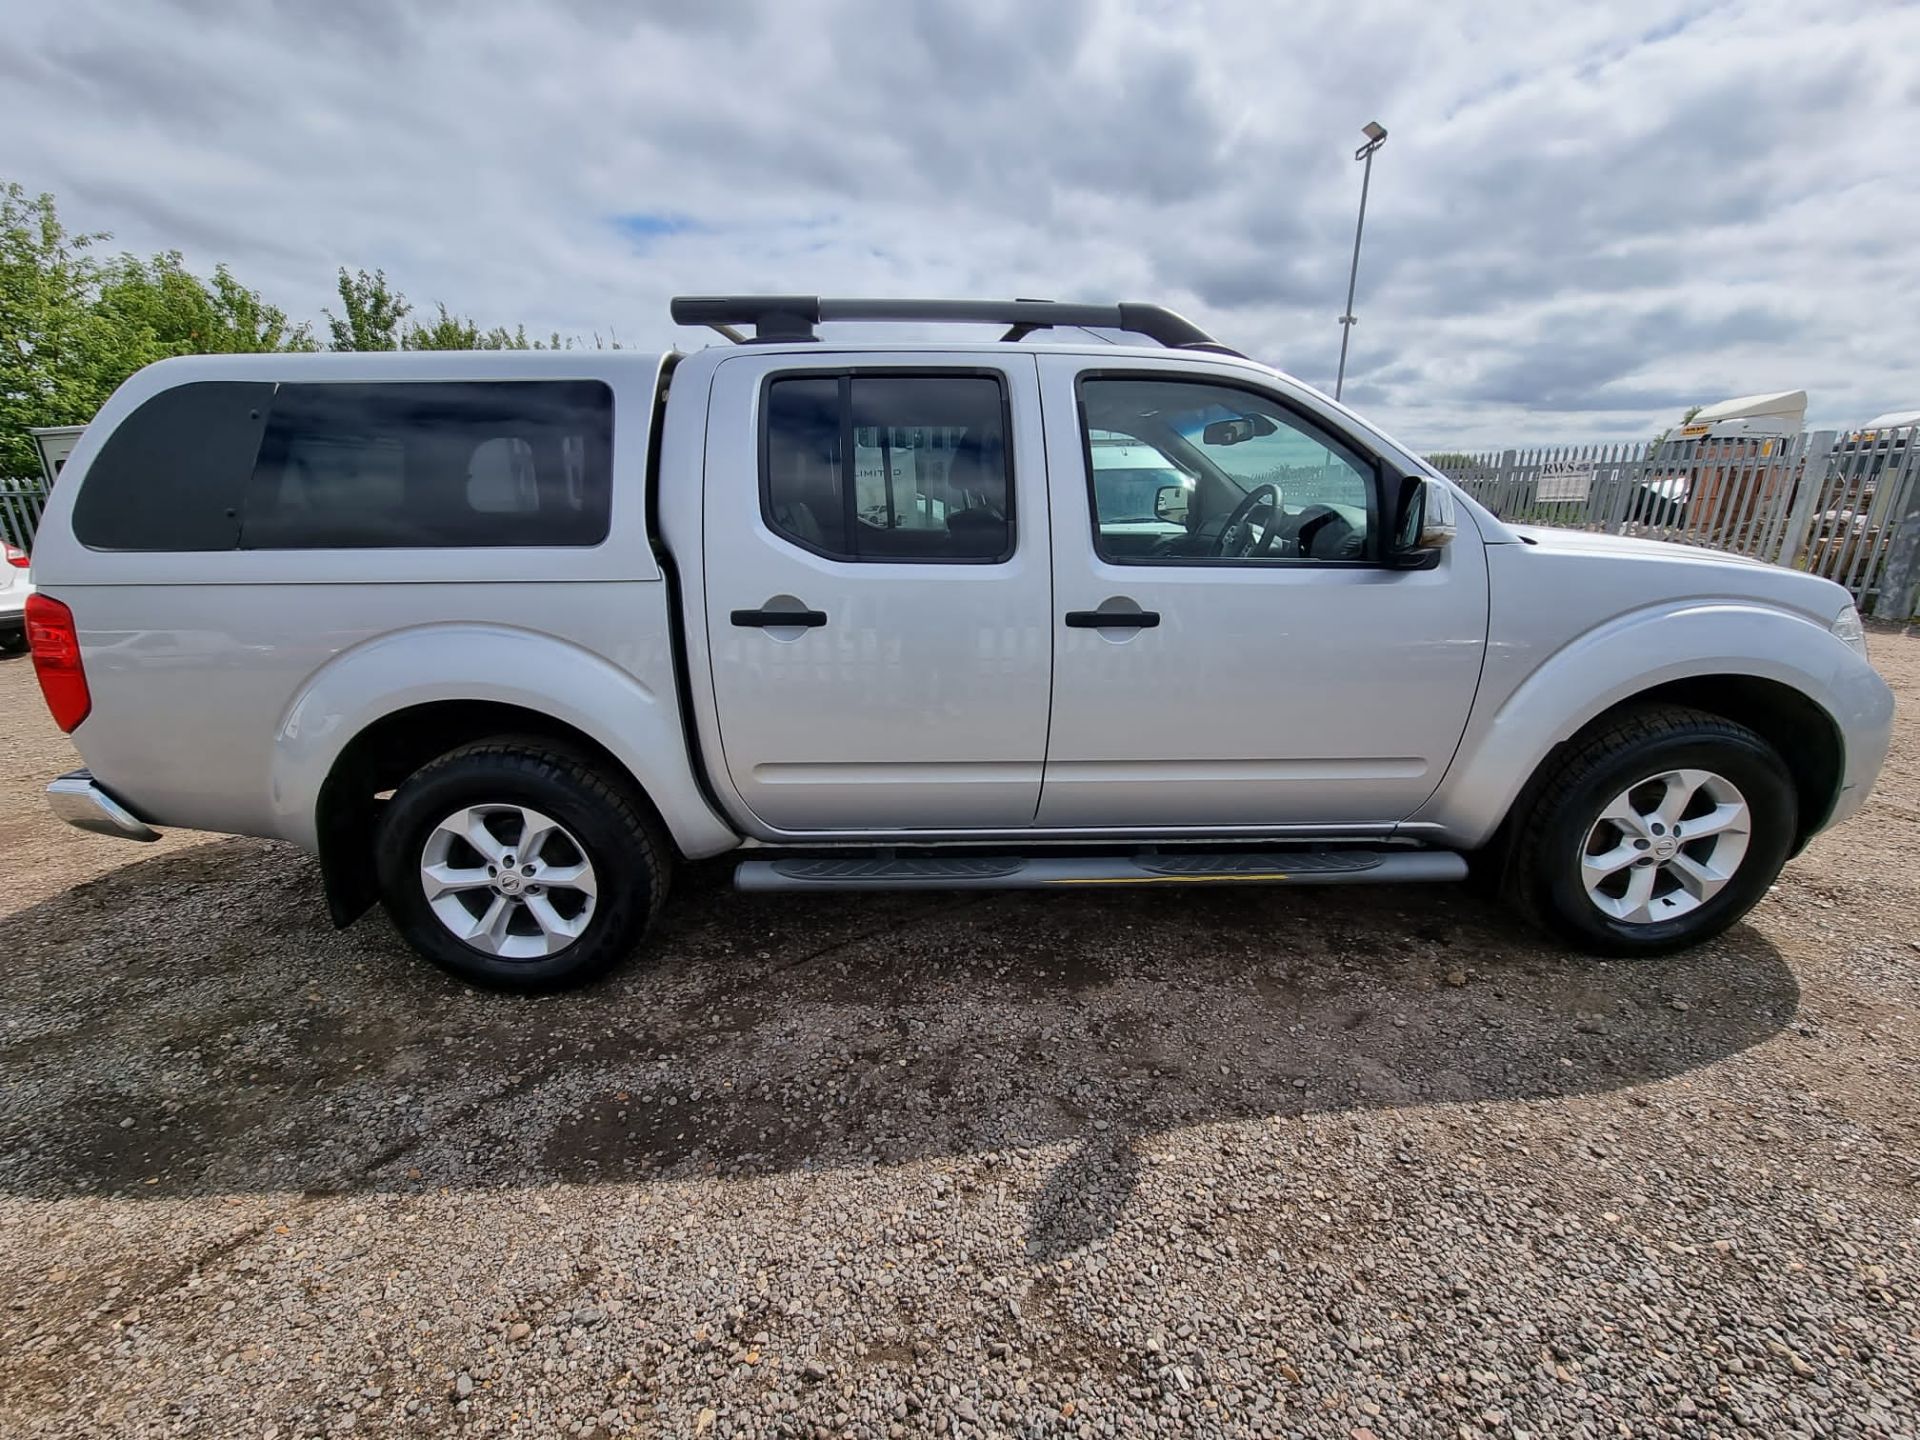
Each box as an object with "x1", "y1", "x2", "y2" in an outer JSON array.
[
  {"x1": 375, "y1": 741, "x2": 669, "y2": 991},
  {"x1": 1504, "y1": 705, "x2": 1796, "y2": 956}
]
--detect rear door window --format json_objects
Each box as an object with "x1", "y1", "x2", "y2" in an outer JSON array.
[
  {"x1": 241, "y1": 380, "x2": 613, "y2": 549},
  {"x1": 762, "y1": 372, "x2": 1013, "y2": 562}
]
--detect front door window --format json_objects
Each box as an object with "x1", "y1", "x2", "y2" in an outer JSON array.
[{"x1": 1080, "y1": 377, "x2": 1376, "y2": 563}]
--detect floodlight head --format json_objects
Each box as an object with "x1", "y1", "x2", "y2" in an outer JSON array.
[{"x1": 1362, "y1": 120, "x2": 1387, "y2": 142}]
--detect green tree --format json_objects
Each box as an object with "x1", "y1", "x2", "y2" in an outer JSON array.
[
  {"x1": 3, "y1": 179, "x2": 629, "y2": 479},
  {"x1": 1651, "y1": 404, "x2": 1703, "y2": 453},
  {"x1": 96, "y1": 251, "x2": 315, "y2": 360},
  {"x1": 2, "y1": 182, "x2": 315, "y2": 477},
  {"x1": 402, "y1": 302, "x2": 533, "y2": 351},
  {"x1": 400, "y1": 303, "x2": 625, "y2": 352},
  {"x1": 326, "y1": 266, "x2": 624, "y2": 353},
  {"x1": 0, "y1": 183, "x2": 123, "y2": 477},
  {"x1": 325, "y1": 267, "x2": 410, "y2": 351}
]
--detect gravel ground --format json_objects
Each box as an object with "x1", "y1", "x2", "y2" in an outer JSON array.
[{"x1": 1, "y1": 632, "x2": 1918, "y2": 1439}]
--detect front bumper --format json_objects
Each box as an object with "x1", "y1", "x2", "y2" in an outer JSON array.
[
  {"x1": 47, "y1": 770, "x2": 161, "y2": 842},
  {"x1": 1822, "y1": 661, "x2": 1898, "y2": 832}
]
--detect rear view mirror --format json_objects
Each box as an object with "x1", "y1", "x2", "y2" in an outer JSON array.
[
  {"x1": 1200, "y1": 414, "x2": 1278, "y2": 447},
  {"x1": 1153, "y1": 484, "x2": 1190, "y2": 523}
]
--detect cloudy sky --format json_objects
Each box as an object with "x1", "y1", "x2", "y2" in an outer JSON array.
[{"x1": 4, "y1": 0, "x2": 1917, "y2": 448}]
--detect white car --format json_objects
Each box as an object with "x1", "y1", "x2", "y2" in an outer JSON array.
[{"x1": 0, "y1": 541, "x2": 29, "y2": 652}]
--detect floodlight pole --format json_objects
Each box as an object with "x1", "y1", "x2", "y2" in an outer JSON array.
[{"x1": 1335, "y1": 122, "x2": 1388, "y2": 401}]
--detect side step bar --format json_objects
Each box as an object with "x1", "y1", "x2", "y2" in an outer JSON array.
[{"x1": 733, "y1": 849, "x2": 1467, "y2": 893}]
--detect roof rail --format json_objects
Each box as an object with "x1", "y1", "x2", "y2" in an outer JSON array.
[{"x1": 668, "y1": 295, "x2": 1241, "y2": 355}]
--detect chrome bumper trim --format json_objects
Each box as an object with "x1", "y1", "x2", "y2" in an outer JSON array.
[{"x1": 47, "y1": 770, "x2": 161, "y2": 843}]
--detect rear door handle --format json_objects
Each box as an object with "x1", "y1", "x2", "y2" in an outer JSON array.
[
  {"x1": 1064, "y1": 609, "x2": 1160, "y2": 629},
  {"x1": 732, "y1": 607, "x2": 828, "y2": 628}
]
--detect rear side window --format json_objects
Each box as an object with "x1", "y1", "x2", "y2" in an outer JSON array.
[
  {"x1": 242, "y1": 381, "x2": 612, "y2": 549},
  {"x1": 762, "y1": 372, "x2": 1012, "y2": 562},
  {"x1": 71, "y1": 378, "x2": 614, "y2": 552},
  {"x1": 72, "y1": 382, "x2": 273, "y2": 551}
]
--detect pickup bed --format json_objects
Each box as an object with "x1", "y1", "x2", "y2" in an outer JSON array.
[{"x1": 23, "y1": 295, "x2": 1895, "y2": 988}]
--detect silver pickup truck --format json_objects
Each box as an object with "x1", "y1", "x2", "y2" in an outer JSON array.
[{"x1": 23, "y1": 296, "x2": 1894, "y2": 990}]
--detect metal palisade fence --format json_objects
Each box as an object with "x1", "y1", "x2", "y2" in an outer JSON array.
[
  {"x1": 1435, "y1": 426, "x2": 1920, "y2": 621},
  {"x1": 0, "y1": 479, "x2": 48, "y2": 555}
]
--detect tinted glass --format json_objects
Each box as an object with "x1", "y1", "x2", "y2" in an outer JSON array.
[
  {"x1": 764, "y1": 373, "x2": 1012, "y2": 562},
  {"x1": 763, "y1": 376, "x2": 845, "y2": 554},
  {"x1": 72, "y1": 381, "x2": 274, "y2": 551},
  {"x1": 241, "y1": 380, "x2": 612, "y2": 549},
  {"x1": 1080, "y1": 378, "x2": 1374, "y2": 563}
]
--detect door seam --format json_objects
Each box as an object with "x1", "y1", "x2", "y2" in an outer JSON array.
[{"x1": 1030, "y1": 351, "x2": 1056, "y2": 826}]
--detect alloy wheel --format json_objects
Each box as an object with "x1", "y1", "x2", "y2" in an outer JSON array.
[
  {"x1": 418, "y1": 803, "x2": 598, "y2": 958},
  {"x1": 1579, "y1": 768, "x2": 1752, "y2": 925}
]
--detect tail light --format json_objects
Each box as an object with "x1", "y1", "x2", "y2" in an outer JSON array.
[
  {"x1": 25, "y1": 594, "x2": 91, "y2": 733},
  {"x1": 2, "y1": 541, "x2": 27, "y2": 569}
]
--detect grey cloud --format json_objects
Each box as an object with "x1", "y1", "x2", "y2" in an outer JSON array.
[
  {"x1": 2, "y1": 0, "x2": 1917, "y2": 448},
  {"x1": 803, "y1": 0, "x2": 1227, "y2": 212},
  {"x1": 1392, "y1": 248, "x2": 1689, "y2": 317},
  {"x1": 572, "y1": 0, "x2": 767, "y2": 36},
  {"x1": 62, "y1": 175, "x2": 313, "y2": 267},
  {"x1": 31, "y1": 38, "x2": 254, "y2": 136},
  {"x1": 1180, "y1": 249, "x2": 1332, "y2": 312},
  {"x1": 1331, "y1": 46, "x2": 1870, "y2": 379},
  {"x1": 1455, "y1": 305, "x2": 1802, "y2": 407},
  {"x1": 154, "y1": 0, "x2": 426, "y2": 55}
]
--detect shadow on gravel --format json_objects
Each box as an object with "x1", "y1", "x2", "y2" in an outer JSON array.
[{"x1": 0, "y1": 839, "x2": 1798, "y2": 1249}]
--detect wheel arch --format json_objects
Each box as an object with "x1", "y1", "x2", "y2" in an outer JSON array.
[
  {"x1": 1481, "y1": 675, "x2": 1843, "y2": 884},
  {"x1": 314, "y1": 699, "x2": 679, "y2": 927},
  {"x1": 1609, "y1": 675, "x2": 1842, "y2": 846},
  {"x1": 1417, "y1": 601, "x2": 1871, "y2": 853},
  {"x1": 269, "y1": 622, "x2": 741, "y2": 927}
]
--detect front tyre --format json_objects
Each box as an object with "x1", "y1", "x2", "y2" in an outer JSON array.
[
  {"x1": 375, "y1": 741, "x2": 669, "y2": 990},
  {"x1": 1505, "y1": 705, "x2": 1797, "y2": 956}
]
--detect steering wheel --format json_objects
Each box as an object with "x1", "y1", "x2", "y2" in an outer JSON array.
[
  {"x1": 1293, "y1": 505, "x2": 1342, "y2": 560},
  {"x1": 1210, "y1": 483, "x2": 1282, "y2": 558}
]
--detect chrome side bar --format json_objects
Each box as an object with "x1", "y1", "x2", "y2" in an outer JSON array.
[{"x1": 735, "y1": 849, "x2": 1468, "y2": 893}]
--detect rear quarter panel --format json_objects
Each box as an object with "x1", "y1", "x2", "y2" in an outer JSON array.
[
  {"x1": 28, "y1": 350, "x2": 738, "y2": 859},
  {"x1": 58, "y1": 582, "x2": 737, "y2": 858}
]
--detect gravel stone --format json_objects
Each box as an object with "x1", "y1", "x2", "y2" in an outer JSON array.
[{"x1": 2, "y1": 632, "x2": 1919, "y2": 1437}]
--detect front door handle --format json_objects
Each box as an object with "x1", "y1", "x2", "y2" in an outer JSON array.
[
  {"x1": 1064, "y1": 609, "x2": 1160, "y2": 629},
  {"x1": 732, "y1": 607, "x2": 828, "y2": 628}
]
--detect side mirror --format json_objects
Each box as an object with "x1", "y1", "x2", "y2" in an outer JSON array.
[
  {"x1": 1153, "y1": 483, "x2": 1191, "y2": 523},
  {"x1": 1391, "y1": 475, "x2": 1457, "y2": 567}
]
